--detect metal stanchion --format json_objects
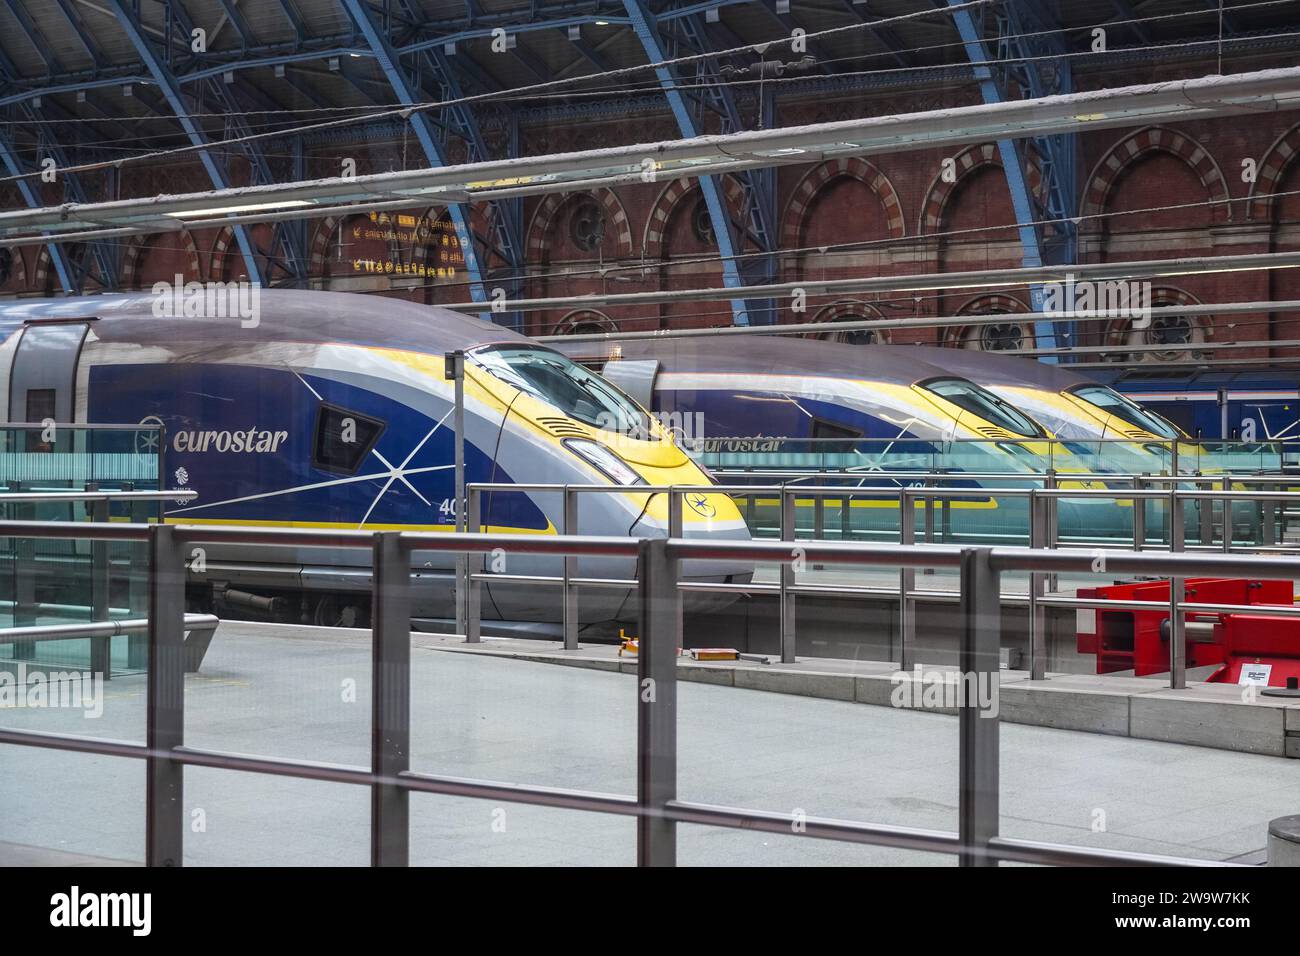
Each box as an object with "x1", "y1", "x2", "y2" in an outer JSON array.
[
  {"x1": 1028, "y1": 492, "x2": 1047, "y2": 681},
  {"x1": 899, "y1": 490, "x2": 916, "y2": 671},
  {"x1": 1170, "y1": 493, "x2": 1187, "y2": 690},
  {"x1": 447, "y1": 350, "x2": 467, "y2": 638},
  {"x1": 636, "y1": 537, "x2": 678, "y2": 867},
  {"x1": 465, "y1": 490, "x2": 482, "y2": 644},
  {"x1": 87, "y1": 483, "x2": 111, "y2": 680},
  {"x1": 371, "y1": 532, "x2": 411, "y2": 867},
  {"x1": 779, "y1": 488, "x2": 796, "y2": 664},
  {"x1": 563, "y1": 486, "x2": 579, "y2": 650},
  {"x1": 145, "y1": 525, "x2": 186, "y2": 867},
  {"x1": 958, "y1": 547, "x2": 1000, "y2": 868}
]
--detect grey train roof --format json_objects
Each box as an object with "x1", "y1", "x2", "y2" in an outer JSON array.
[
  {"x1": 875, "y1": 344, "x2": 1097, "y2": 391},
  {"x1": 0, "y1": 290, "x2": 527, "y2": 355},
  {"x1": 556, "y1": 335, "x2": 963, "y2": 386}
]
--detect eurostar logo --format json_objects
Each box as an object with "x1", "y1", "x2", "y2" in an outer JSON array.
[{"x1": 685, "y1": 492, "x2": 716, "y2": 518}]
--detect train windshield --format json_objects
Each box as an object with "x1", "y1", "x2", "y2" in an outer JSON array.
[
  {"x1": 1068, "y1": 385, "x2": 1179, "y2": 439},
  {"x1": 469, "y1": 346, "x2": 654, "y2": 435},
  {"x1": 919, "y1": 378, "x2": 1046, "y2": 438}
]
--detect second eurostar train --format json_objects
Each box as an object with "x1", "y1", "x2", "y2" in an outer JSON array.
[
  {"x1": 0, "y1": 290, "x2": 748, "y2": 628},
  {"x1": 555, "y1": 336, "x2": 1131, "y2": 543}
]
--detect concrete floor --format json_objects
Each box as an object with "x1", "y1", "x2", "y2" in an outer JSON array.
[{"x1": 1, "y1": 621, "x2": 1298, "y2": 866}]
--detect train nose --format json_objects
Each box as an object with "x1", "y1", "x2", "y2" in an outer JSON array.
[{"x1": 628, "y1": 510, "x2": 754, "y2": 615}]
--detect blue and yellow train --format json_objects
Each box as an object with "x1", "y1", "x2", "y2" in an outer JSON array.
[{"x1": 0, "y1": 290, "x2": 748, "y2": 627}]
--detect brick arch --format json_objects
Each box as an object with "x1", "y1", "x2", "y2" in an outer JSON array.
[
  {"x1": 32, "y1": 245, "x2": 53, "y2": 292},
  {"x1": 1248, "y1": 124, "x2": 1300, "y2": 220},
  {"x1": 1, "y1": 245, "x2": 28, "y2": 290},
  {"x1": 526, "y1": 188, "x2": 634, "y2": 262},
  {"x1": 642, "y1": 176, "x2": 746, "y2": 261},
  {"x1": 210, "y1": 225, "x2": 242, "y2": 280},
  {"x1": 782, "y1": 159, "x2": 904, "y2": 247},
  {"x1": 1081, "y1": 126, "x2": 1232, "y2": 226},
  {"x1": 121, "y1": 231, "x2": 201, "y2": 289},
  {"x1": 807, "y1": 299, "x2": 891, "y2": 343},
  {"x1": 919, "y1": 143, "x2": 1047, "y2": 235}
]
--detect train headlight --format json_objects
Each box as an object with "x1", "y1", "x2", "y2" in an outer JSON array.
[{"x1": 563, "y1": 438, "x2": 646, "y2": 486}]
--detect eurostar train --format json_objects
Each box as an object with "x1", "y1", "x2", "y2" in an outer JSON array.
[
  {"x1": 555, "y1": 336, "x2": 1131, "y2": 543},
  {"x1": 0, "y1": 290, "x2": 748, "y2": 629}
]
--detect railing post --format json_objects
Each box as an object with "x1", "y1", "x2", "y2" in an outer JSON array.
[
  {"x1": 1169, "y1": 492, "x2": 1186, "y2": 691},
  {"x1": 127, "y1": 483, "x2": 150, "y2": 669},
  {"x1": 371, "y1": 532, "x2": 411, "y2": 867},
  {"x1": 88, "y1": 484, "x2": 111, "y2": 680},
  {"x1": 1198, "y1": 476, "x2": 1213, "y2": 547},
  {"x1": 563, "y1": 487, "x2": 579, "y2": 651},
  {"x1": 1044, "y1": 470, "x2": 1059, "y2": 592},
  {"x1": 958, "y1": 547, "x2": 1000, "y2": 868},
  {"x1": 145, "y1": 524, "x2": 186, "y2": 867},
  {"x1": 465, "y1": 489, "x2": 482, "y2": 644},
  {"x1": 1132, "y1": 477, "x2": 1145, "y2": 552},
  {"x1": 779, "y1": 487, "x2": 796, "y2": 664},
  {"x1": 899, "y1": 490, "x2": 916, "y2": 671},
  {"x1": 637, "y1": 537, "x2": 678, "y2": 867},
  {"x1": 1222, "y1": 475, "x2": 1232, "y2": 554},
  {"x1": 1263, "y1": 488, "x2": 1277, "y2": 548},
  {"x1": 11, "y1": 482, "x2": 36, "y2": 657},
  {"x1": 1028, "y1": 491, "x2": 1046, "y2": 681}
]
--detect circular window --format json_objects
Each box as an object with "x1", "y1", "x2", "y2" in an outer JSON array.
[
  {"x1": 691, "y1": 199, "x2": 715, "y2": 243},
  {"x1": 818, "y1": 316, "x2": 887, "y2": 345},
  {"x1": 979, "y1": 321, "x2": 1025, "y2": 351},
  {"x1": 1147, "y1": 314, "x2": 1193, "y2": 347},
  {"x1": 568, "y1": 198, "x2": 606, "y2": 251}
]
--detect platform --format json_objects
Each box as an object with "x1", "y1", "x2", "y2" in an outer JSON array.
[{"x1": 2, "y1": 620, "x2": 1298, "y2": 866}]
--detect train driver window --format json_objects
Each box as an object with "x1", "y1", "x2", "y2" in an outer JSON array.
[{"x1": 312, "y1": 404, "x2": 386, "y2": 475}]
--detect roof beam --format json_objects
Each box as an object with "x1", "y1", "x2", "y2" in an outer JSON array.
[
  {"x1": 107, "y1": 0, "x2": 263, "y2": 283},
  {"x1": 624, "y1": 0, "x2": 752, "y2": 325},
  {"x1": 339, "y1": 0, "x2": 492, "y2": 310}
]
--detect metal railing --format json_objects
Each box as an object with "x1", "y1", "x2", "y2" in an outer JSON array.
[
  {"x1": 0, "y1": 488, "x2": 196, "y2": 676},
  {"x1": 464, "y1": 480, "x2": 1300, "y2": 686},
  {"x1": 0, "y1": 518, "x2": 1276, "y2": 868}
]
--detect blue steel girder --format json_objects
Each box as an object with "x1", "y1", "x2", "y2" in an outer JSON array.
[
  {"x1": 0, "y1": 132, "x2": 74, "y2": 292},
  {"x1": 624, "y1": 0, "x2": 755, "y2": 325},
  {"x1": 396, "y1": 0, "x2": 526, "y2": 312},
  {"x1": 0, "y1": 14, "x2": 115, "y2": 290},
  {"x1": 340, "y1": 0, "x2": 498, "y2": 319},
  {"x1": 944, "y1": 0, "x2": 1067, "y2": 356},
  {"x1": 106, "y1": 0, "x2": 264, "y2": 284},
  {"x1": 677, "y1": 11, "x2": 776, "y2": 283}
]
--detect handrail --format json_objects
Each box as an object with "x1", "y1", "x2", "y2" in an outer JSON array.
[
  {"x1": 0, "y1": 490, "x2": 194, "y2": 503},
  {"x1": 0, "y1": 520, "x2": 1263, "y2": 869}
]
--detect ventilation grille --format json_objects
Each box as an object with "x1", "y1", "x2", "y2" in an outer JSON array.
[
  {"x1": 1121, "y1": 428, "x2": 1151, "y2": 439},
  {"x1": 975, "y1": 426, "x2": 1017, "y2": 440},
  {"x1": 537, "y1": 417, "x2": 591, "y2": 438}
]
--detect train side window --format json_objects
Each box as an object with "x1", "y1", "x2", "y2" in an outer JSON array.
[
  {"x1": 312, "y1": 403, "x2": 386, "y2": 475},
  {"x1": 25, "y1": 389, "x2": 56, "y2": 452},
  {"x1": 810, "y1": 417, "x2": 862, "y2": 452}
]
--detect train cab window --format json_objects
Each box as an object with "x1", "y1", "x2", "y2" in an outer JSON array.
[
  {"x1": 312, "y1": 404, "x2": 386, "y2": 475},
  {"x1": 469, "y1": 346, "x2": 653, "y2": 436},
  {"x1": 1069, "y1": 386, "x2": 1179, "y2": 440},
  {"x1": 918, "y1": 378, "x2": 1045, "y2": 438}
]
